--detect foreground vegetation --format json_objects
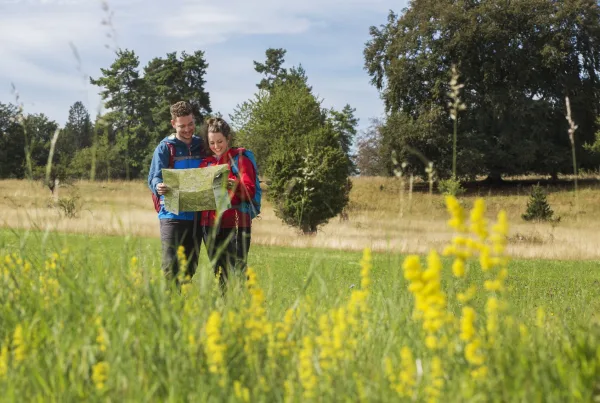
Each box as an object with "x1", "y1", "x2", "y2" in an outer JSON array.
[{"x1": 1, "y1": 197, "x2": 599, "y2": 401}]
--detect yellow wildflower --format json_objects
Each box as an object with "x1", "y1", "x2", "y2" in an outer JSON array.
[
  {"x1": 484, "y1": 279, "x2": 503, "y2": 292},
  {"x1": 234, "y1": 380, "x2": 250, "y2": 402},
  {"x1": 485, "y1": 297, "x2": 499, "y2": 343},
  {"x1": 386, "y1": 346, "x2": 416, "y2": 398},
  {"x1": 0, "y1": 339, "x2": 8, "y2": 379},
  {"x1": 204, "y1": 311, "x2": 227, "y2": 382},
  {"x1": 12, "y1": 324, "x2": 25, "y2": 363},
  {"x1": 457, "y1": 285, "x2": 477, "y2": 303},
  {"x1": 469, "y1": 198, "x2": 488, "y2": 240},
  {"x1": 176, "y1": 245, "x2": 187, "y2": 281},
  {"x1": 425, "y1": 335, "x2": 437, "y2": 350},
  {"x1": 445, "y1": 195, "x2": 466, "y2": 232},
  {"x1": 465, "y1": 339, "x2": 485, "y2": 366},
  {"x1": 91, "y1": 361, "x2": 109, "y2": 390},
  {"x1": 298, "y1": 336, "x2": 317, "y2": 399},
  {"x1": 460, "y1": 307, "x2": 476, "y2": 342},
  {"x1": 398, "y1": 347, "x2": 416, "y2": 395},
  {"x1": 402, "y1": 255, "x2": 422, "y2": 281},
  {"x1": 425, "y1": 356, "x2": 444, "y2": 402},
  {"x1": 452, "y1": 258, "x2": 465, "y2": 277},
  {"x1": 479, "y1": 246, "x2": 492, "y2": 272},
  {"x1": 519, "y1": 324, "x2": 529, "y2": 340},
  {"x1": 471, "y1": 365, "x2": 488, "y2": 380},
  {"x1": 95, "y1": 317, "x2": 108, "y2": 353}
]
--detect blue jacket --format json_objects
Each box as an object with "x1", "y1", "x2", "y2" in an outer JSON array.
[{"x1": 147, "y1": 134, "x2": 204, "y2": 220}]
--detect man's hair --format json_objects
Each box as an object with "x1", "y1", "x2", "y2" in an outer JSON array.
[
  {"x1": 205, "y1": 117, "x2": 231, "y2": 139},
  {"x1": 170, "y1": 101, "x2": 194, "y2": 120}
]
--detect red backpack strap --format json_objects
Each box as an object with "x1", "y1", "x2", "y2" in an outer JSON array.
[{"x1": 166, "y1": 142, "x2": 176, "y2": 168}]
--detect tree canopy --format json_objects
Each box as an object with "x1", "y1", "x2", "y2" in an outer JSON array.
[{"x1": 364, "y1": 0, "x2": 600, "y2": 179}]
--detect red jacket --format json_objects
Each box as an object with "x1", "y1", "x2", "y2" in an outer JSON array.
[{"x1": 199, "y1": 147, "x2": 256, "y2": 228}]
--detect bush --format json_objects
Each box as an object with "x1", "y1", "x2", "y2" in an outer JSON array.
[
  {"x1": 522, "y1": 184, "x2": 559, "y2": 222},
  {"x1": 438, "y1": 178, "x2": 465, "y2": 196},
  {"x1": 267, "y1": 132, "x2": 350, "y2": 234}
]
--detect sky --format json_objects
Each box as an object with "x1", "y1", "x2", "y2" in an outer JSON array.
[{"x1": 0, "y1": 0, "x2": 408, "y2": 133}]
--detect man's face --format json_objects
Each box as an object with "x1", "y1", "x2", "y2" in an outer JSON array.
[{"x1": 171, "y1": 114, "x2": 195, "y2": 142}]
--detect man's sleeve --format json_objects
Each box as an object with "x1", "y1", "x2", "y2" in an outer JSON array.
[
  {"x1": 234, "y1": 155, "x2": 256, "y2": 201},
  {"x1": 147, "y1": 143, "x2": 169, "y2": 196}
]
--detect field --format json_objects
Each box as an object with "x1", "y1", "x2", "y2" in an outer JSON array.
[{"x1": 1, "y1": 177, "x2": 600, "y2": 401}]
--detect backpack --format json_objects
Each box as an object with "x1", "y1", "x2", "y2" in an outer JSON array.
[
  {"x1": 230, "y1": 148, "x2": 262, "y2": 219},
  {"x1": 151, "y1": 142, "x2": 176, "y2": 213}
]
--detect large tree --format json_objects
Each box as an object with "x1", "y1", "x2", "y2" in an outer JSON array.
[
  {"x1": 90, "y1": 49, "x2": 152, "y2": 179},
  {"x1": 354, "y1": 118, "x2": 387, "y2": 176},
  {"x1": 0, "y1": 102, "x2": 25, "y2": 178},
  {"x1": 62, "y1": 101, "x2": 93, "y2": 152},
  {"x1": 327, "y1": 104, "x2": 359, "y2": 175},
  {"x1": 232, "y1": 70, "x2": 351, "y2": 233},
  {"x1": 22, "y1": 113, "x2": 59, "y2": 176},
  {"x1": 233, "y1": 48, "x2": 355, "y2": 174},
  {"x1": 364, "y1": 0, "x2": 600, "y2": 180},
  {"x1": 144, "y1": 50, "x2": 211, "y2": 142}
]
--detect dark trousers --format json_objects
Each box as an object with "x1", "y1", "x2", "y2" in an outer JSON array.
[
  {"x1": 202, "y1": 226, "x2": 251, "y2": 285},
  {"x1": 160, "y1": 218, "x2": 201, "y2": 281}
]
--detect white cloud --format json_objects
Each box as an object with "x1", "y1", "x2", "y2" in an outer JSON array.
[{"x1": 0, "y1": 0, "x2": 406, "y2": 127}]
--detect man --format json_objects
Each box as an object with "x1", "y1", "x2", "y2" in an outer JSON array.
[{"x1": 148, "y1": 101, "x2": 204, "y2": 283}]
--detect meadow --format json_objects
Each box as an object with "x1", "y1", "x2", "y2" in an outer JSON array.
[{"x1": 1, "y1": 177, "x2": 600, "y2": 401}]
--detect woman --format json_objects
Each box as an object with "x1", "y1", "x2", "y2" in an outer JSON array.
[{"x1": 199, "y1": 117, "x2": 256, "y2": 286}]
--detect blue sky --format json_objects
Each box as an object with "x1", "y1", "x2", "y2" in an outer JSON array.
[{"x1": 0, "y1": 0, "x2": 408, "y2": 132}]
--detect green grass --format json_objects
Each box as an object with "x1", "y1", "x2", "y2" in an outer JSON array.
[
  {"x1": 1, "y1": 228, "x2": 600, "y2": 402},
  {"x1": 2, "y1": 228, "x2": 598, "y2": 324}
]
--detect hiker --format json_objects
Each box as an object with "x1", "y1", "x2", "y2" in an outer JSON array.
[
  {"x1": 147, "y1": 101, "x2": 204, "y2": 283},
  {"x1": 198, "y1": 117, "x2": 260, "y2": 286}
]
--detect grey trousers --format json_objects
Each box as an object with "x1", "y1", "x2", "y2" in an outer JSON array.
[
  {"x1": 159, "y1": 218, "x2": 201, "y2": 280},
  {"x1": 202, "y1": 226, "x2": 251, "y2": 286}
]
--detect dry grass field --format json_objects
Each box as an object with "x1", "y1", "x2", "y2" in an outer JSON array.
[{"x1": 1, "y1": 176, "x2": 599, "y2": 259}]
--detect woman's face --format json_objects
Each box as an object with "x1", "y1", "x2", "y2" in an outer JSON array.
[{"x1": 208, "y1": 131, "x2": 229, "y2": 158}]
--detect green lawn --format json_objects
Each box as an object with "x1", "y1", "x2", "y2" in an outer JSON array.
[
  {"x1": 1, "y1": 228, "x2": 599, "y2": 401},
  {"x1": 2, "y1": 228, "x2": 598, "y2": 324}
]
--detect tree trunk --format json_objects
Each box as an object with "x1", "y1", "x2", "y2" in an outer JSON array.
[
  {"x1": 302, "y1": 223, "x2": 317, "y2": 235},
  {"x1": 484, "y1": 171, "x2": 504, "y2": 185}
]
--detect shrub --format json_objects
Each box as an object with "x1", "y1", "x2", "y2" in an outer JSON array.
[
  {"x1": 438, "y1": 177, "x2": 465, "y2": 196},
  {"x1": 522, "y1": 184, "x2": 559, "y2": 222}
]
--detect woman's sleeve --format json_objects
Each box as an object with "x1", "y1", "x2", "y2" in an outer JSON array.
[{"x1": 234, "y1": 155, "x2": 256, "y2": 201}]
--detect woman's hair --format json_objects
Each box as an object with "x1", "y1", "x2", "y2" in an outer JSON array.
[
  {"x1": 205, "y1": 117, "x2": 231, "y2": 138},
  {"x1": 201, "y1": 117, "x2": 233, "y2": 154}
]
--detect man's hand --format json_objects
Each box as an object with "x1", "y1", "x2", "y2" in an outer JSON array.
[
  {"x1": 156, "y1": 183, "x2": 169, "y2": 195},
  {"x1": 227, "y1": 179, "x2": 237, "y2": 190}
]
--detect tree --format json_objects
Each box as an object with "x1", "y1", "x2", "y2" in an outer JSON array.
[
  {"x1": 22, "y1": 113, "x2": 59, "y2": 174},
  {"x1": 69, "y1": 116, "x2": 126, "y2": 181},
  {"x1": 0, "y1": 102, "x2": 25, "y2": 178},
  {"x1": 267, "y1": 127, "x2": 351, "y2": 234},
  {"x1": 522, "y1": 184, "x2": 558, "y2": 222},
  {"x1": 144, "y1": 50, "x2": 211, "y2": 142},
  {"x1": 364, "y1": 1, "x2": 600, "y2": 180},
  {"x1": 254, "y1": 48, "x2": 288, "y2": 91},
  {"x1": 327, "y1": 104, "x2": 359, "y2": 175},
  {"x1": 90, "y1": 49, "x2": 152, "y2": 179},
  {"x1": 253, "y1": 48, "x2": 312, "y2": 92},
  {"x1": 62, "y1": 101, "x2": 93, "y2": 152},
  {"x1": 232, "y1": 80, "x2": 324, "y2": 170},
  {"x1": 355, "y1": 118, "x2": 386, "y2": 176},
  {"x1": 233, "y1": 78, "x2": 351, "y2": 233}
]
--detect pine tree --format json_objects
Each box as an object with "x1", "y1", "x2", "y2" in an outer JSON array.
[{"x1": 522, "y1": 184, "x2": 558, "y2": 222}]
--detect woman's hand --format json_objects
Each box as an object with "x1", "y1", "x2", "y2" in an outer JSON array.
[{"x1": 227, "y1": 179, "x2": 237, "y2": 190}]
